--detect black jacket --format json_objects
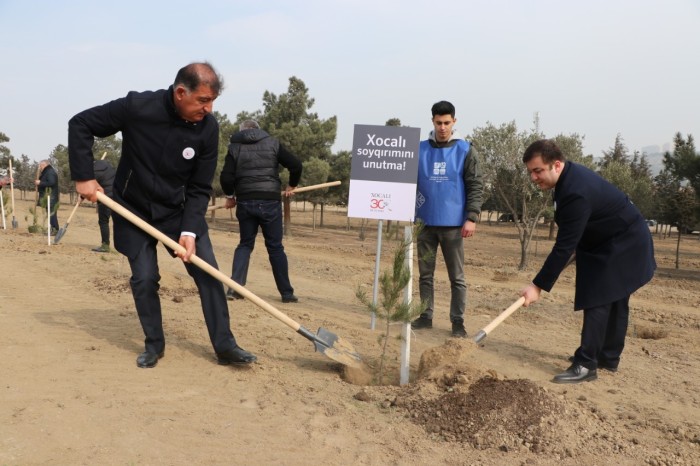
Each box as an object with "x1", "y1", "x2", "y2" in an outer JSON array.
[
  {"x1": 220, "y1": 128, "x2": 302, "y2": 201},
  {"x1": 37, "y1": 164, "x2": 59, "y2": 207},
  {"x1": 533, "y1": 162, "x2": 656, "y2": 309},
  {"x1": 68, "y1": 87, "x2": 218, "y2": 258}
]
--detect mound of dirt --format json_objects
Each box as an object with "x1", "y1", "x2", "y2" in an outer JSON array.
[
  {"x1": 416, "y1": 338, "x2": 489, "y2": 387},
  {"x1": 389, "y1": 339, "x2": 600, "y2": 457},
  {"x1": 399, "y1": 376, "x2": 567, "y2": 453}
]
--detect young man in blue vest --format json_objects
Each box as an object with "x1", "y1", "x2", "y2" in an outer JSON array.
[{"x1": 412, "y1": 101, "x2": 484, "y2": 337}]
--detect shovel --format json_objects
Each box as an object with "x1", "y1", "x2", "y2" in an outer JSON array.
[
  {"x1": 8, "y1": 159, "x2": 18, "y2": 229},
  {"x1": 473, "y1": 255, "x2": 576, "y2": 344},
  {"x1": 473, "y1": 297, "x2": 525, "y2": 343},
  {"x1": 53, "y1": 195, "x2": 82, "y2": 244},
  {"x1": 96, "y1": 191, "x2": 363, "y2": 369},
  {"x1": 55, "y1": 152, "x2": 108, "y2": 244}
]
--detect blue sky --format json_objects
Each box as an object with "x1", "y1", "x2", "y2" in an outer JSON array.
[{"x1": 1, "y1": 0, "x2": 698, "y2": 162}]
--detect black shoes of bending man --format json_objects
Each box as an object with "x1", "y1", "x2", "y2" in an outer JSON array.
[
  {"x1": 136, "y1": 285, "x2": 297, "y2": 368},
  {"x1": 136, "y1": 347, "x2": 257, "y2": 368}
]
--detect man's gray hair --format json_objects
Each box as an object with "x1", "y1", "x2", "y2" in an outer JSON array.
[{"x1": 240, "y1": 120, "x2": 260, "y2": 131}]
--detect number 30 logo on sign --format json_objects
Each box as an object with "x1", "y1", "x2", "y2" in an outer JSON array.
[{"x1": 370, "y1": 199, "x2": 386, "y2": 209}]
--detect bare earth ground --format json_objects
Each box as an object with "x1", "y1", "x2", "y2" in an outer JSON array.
[{"x1": 1, "y1": 197, "x2": 699, "y2": 466}]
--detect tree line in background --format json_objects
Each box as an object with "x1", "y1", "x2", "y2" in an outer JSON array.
[{"x1": 1, "y1": 77, "x2": 699, "y2": 268}]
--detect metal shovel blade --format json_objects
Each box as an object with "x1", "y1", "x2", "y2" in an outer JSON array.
[
  {"x1": 298, "y1": 326, "x2": 364, "y2": 369},
  {"x1": 53, "y1": 226, "x2": 67, "y2": 244}
]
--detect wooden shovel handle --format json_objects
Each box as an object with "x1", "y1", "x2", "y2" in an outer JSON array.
[
  {"x1": 473, "y1": 297, "x2": 525, "y2": 343},
  {"x1": 65, "y1": 153, "x2": 109, "y2": 224},
  {"x1": 207, "y1": 181, "x2": 341, "y2": 211},
  {"x1": 287, "y1": 180, "x2": 340, "y2": 194},
  {"x1": 96, "y1": 192, "x2": 302, "y2": 332}
]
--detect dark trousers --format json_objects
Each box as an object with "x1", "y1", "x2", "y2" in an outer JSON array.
[
  {"x1": 97, "y1": 203, "x2": 111, "y2": 245},
  {"x1": 417, "y1": 226, "x2": 467, "y2": 323},
  {"x1": 44, "y1": 203, "x2": 59, "y2": 230},
  {"x1": 574, "y1": 296, "x2": 630, "y2": 370},
  {"x1": 39, "y1": 195, "x2": 59, "y2": 230},
  {"x1": 128, "y1": 233, "x2": 237, "y2": 355},
  {"x1": 232, "y1": 199, "x2": 294, "y2": 298}
]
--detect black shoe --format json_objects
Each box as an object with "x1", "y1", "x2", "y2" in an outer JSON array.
[
  {"x1": 553, "y1": 364, "x2": 597, "y2": 384},
  {"x1": 281, "y1": 294, "x2": 299, "y2": 303},
  {"x1": 451, "y1": 321, "x2": 467, "y2": 338},
  {"x1": 136, "y1": 351, "x2": 164, "y2": 368},
  {"x1": 411, "y1": 316, "x2": 432, "y2": 330},
  {"x1": 568, "y1": 356, "x2": 618, "y2": 372},
  {"x1": 216, "y1": 346, "x2": 257, "y2": 365},
  {"x1": 226, "y1": 289, "x2": 244, "y2": 301}
]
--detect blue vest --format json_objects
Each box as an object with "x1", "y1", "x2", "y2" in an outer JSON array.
[{"x1": 415, "y1": 139, "x2": 469, "y2": 226}]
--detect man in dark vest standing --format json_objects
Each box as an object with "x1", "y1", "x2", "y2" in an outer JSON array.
[
  {"x1": 220, "y1": 120, "x2": 302, "y2": 303},
  {"x1": 520, "y1": 139, "x2": 656, "y2": 384}
]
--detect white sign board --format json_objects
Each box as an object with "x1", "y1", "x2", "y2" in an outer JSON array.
[{"x1": 347, "y1": 124, "x2": 420, "y2": 221}]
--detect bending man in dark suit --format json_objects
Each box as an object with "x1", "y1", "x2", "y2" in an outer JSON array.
[
  {"x1": 68, "y1": 62, "x2": 256, "y2": 369},
  {"x1": 520, "y1": 139, "x2": 655, "y2": 384}
]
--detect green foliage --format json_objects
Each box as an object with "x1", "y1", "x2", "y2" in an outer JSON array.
[
  {"x1": 658, "y1": 133, "x2": 700, "y2": 238},
  {"x1": 213, "y1": 111, "x2": 238, "y2": 196},
  {"x1": 328, "y1": 150, "x2": 351, "y2": 205},
  {"x1": 355, "y1": 228, "x2": 425, "y2": 384},
  {"x1": 92, "y1": 134, "x2": 122, "y2": 167},
  {"x1": 598, "y1": 158, "x2": 655, "y2": 218},
  {"x1": 0, "y1": 190, "x2": 8, "y2": 221},
  {"x1": 26, "y1": 204, "x2": 42, "y2": 233},
  {"x1": 254, "y1": 77, "x2": 337, "y2": 163},
  {"x1": 663, "y1": 133, "x2": 700, "y2": 201},
  {"x1": 596, "y1": 134, "x2": 655, "y2": 218},
  {"x1": 49, "y1": 144, "x2": 70, "y2": 195},
  {"x1": 469, "y1": 120, "x2": 546, "y2": 269},
  {"x1": 216, "y1": 77, "x2": 339, "y2": 203},
  {"x1": 599, "y1": 133, "x2": 630, "y2": 168},
  {"x1": 299, "y1": 157, "x2": 331, "y2": 204},
  {"x1": 469, "y1": 119, "x2": 589, "y2": 269},
  {"x1": 0, "y1": 131, "x2": 10, "y2": 159}
]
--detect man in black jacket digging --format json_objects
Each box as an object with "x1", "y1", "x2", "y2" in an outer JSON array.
[{"x1": 68, "y1": 62, "x2": 256, "y2": 369}]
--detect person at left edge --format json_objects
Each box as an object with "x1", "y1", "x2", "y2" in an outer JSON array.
[
  {"x1": 35, "y1": 160, "x2": 60, "y2": 234},
  {"x1": 68, "y1": 62, "x2": 257, "y2": 369}
]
